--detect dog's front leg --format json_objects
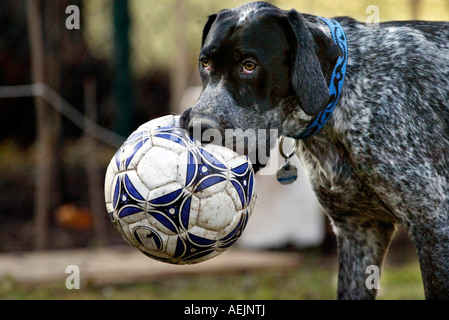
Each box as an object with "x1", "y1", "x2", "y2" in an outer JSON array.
[
  {"x1": 407, "y1": 222, "x2": 449, "y2": 299},
  {"x1": 331, "y1": 218, "x2": 396, "y2": 300}
]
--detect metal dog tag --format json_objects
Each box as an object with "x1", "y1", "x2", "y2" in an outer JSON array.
[
  {"x1": 277, "y1": 135, "x2": 299, "y2": 185},
  {"x1": 276, "y1": 161, "x2": 298, "y2": 185}
]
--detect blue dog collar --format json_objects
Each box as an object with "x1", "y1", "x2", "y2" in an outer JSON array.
[{"x1": 290, "y1": 17, "x2": 348, "y2": 140}]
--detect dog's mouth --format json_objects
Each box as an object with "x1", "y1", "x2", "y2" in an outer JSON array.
[
  {"x1": 186, "y1": 119, "x2": 260, "y2": 155},
  {"x1": 179, "y1": 110, "x2": 271, "y2": 172}
]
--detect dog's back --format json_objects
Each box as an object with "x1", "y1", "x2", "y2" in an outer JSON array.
[{"x1": 330, "y1": 17, "x2": 449, "y2": 174}]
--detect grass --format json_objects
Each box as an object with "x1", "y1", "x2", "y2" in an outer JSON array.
[
  {"x1": 0, "y1": 254, "x2": 424, "y2": 300},
  {"x1": 378, "y1": 261, "x2": 424, "y2": 300}
]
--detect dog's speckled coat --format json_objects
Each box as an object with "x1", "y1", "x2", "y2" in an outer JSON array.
[{"x1": 180, "y1": 2, "x2": 449, "y2": 299}]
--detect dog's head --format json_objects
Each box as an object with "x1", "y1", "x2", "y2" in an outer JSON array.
[{"x1": 180, "y1": 1, "x2": 340, "y2": 169}]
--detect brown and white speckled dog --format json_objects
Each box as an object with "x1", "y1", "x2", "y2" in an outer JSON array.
[{"x1": 180, "y1": 1, "x2": 449, "y2": 299}]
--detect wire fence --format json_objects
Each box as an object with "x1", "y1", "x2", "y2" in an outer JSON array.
[{"x1": 0, "y1": 83, "x2": 124, "y2": 148}]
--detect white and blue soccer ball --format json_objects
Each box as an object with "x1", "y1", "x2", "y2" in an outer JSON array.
[{"x1": 104, "y1": 115, "x2": 256, "y2": 264}]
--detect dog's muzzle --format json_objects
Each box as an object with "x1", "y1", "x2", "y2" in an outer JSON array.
[{"x1": 180, "y1": 108, "x2": 221, "y2": 143}]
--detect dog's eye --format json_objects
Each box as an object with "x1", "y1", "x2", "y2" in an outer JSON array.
[
  {"x1": 242, "y1": 60, "x2": 256, "y2": 74},
  {"x1": 201, "y1": 58, "x2": 211, "y2": 71}
]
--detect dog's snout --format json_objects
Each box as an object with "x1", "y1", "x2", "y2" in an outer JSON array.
[
  {"x1": 179, "y1": 108, "x2": 192, "y2": 131},
  {"x1": 180, "y1": 107, "x2": 222, "y2": 143},
  {"x1": 188, "y1": 120, "x2": 212, "y2": 136},
  {"x1": 187, "y1": 117, "x2": 220, "y2": 143}
]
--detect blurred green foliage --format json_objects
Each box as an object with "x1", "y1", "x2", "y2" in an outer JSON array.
[{"x1": 83, "y1": 0, "x2": 449, "y2": 77}]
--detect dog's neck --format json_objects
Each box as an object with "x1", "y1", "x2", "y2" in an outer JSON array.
[
  {"x1": 302, "y1": 13, "x2": 333, "y2": 37},
  {"x1": 283, "y1": 17, "x2": 348, "y2": 141}
]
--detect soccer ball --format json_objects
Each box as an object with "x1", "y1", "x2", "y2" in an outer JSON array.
[{"x1": 104, "y1": 115, "x2": 256, "y2": 264}]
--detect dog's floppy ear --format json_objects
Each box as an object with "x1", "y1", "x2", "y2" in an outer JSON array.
[
  {"x1": 285, "y1": 10, "x2": 341, "y2": 116},
  {"x1": 202, "y1": 14, "x2": 217, "y2": 47}
]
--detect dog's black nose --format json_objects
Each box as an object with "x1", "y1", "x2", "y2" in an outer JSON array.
[
  {"x1": 179, "y1": 108, "x2": 192, "y2": 131},
  {"x1": 187, "y1": 118, "x2": 220, "y2": 143}
]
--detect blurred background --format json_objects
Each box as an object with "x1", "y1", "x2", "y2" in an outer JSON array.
[{"x1": 0, "y1": 0, "x2": 448, "y2": 299}]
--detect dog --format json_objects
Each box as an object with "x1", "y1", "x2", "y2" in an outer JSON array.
[{"x1": 179, "y1": 1, "x2": 449, "y2": 299}]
